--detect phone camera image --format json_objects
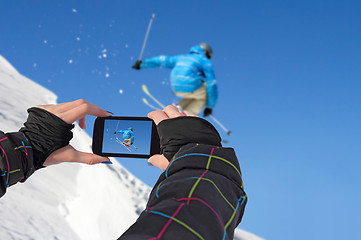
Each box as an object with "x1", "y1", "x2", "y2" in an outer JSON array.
[
  {"x1": 103, "y1": 119, "x2": 152, "y2": 155},
  {"x1": 92, "y1": 116, "x2": 160, "y2": 159}
]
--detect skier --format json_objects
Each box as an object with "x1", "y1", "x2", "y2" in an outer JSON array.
[
  {"x1": 114, "y1": 127, "x2": 134, "y2": 147},
  {"x1": 132, "y1": 43, "x2": 217, "y2": 117}
]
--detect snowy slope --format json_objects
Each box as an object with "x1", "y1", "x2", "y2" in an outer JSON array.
[{"x1": 0, "y1": 55, "x2": 263, "y2": 240}]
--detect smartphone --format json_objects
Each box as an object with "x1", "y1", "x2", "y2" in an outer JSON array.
[{"x1": 92, "y1": 116, "x2": 160, "y2": 158}]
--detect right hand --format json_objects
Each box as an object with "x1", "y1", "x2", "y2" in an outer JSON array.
[
  {"x1": 132, "y1": 60, "x2": 142, "y2": 70},
  {"x1": 147, "y1": 105, "x2": 187, "y2": 170}
]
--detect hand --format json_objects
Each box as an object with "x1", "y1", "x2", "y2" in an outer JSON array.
[
  {"x1": 147, "y1": 105, "x2": 187, "y2": 170},
  {"x1": 203, "y1": 108, "x2": 212, "y2": 117},
  {"x1": 132, "y1": 60, "x2": 142, "y2": 70},
  {"x1": 36, "y1": 99, "x2": 112, "y2": 166}
]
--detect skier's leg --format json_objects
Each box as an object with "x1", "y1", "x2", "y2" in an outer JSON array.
[
  {"x1": 176, "y1": 97, "x2": 192, "y2": 110},
  {"x1": 175, "y1": 85, "x2": 207, "y2": 115},
  {"x1": 124, "y1": 138, "x2": 131, "y2": 147},
  {"x1": 184, "y1": 98, "x2": 206, "y2": 115}
]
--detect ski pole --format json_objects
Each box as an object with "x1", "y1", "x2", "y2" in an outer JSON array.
[
  {"x1": 209, "y1": 114, "x2": 232, "y2": 136},
  {"x1": 138, "y1": 13, "x2": 155, "y2": 61}
]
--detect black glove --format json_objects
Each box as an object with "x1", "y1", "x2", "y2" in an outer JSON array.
[
  {"x1": 132, "y1": 60, "x2": 142, "y2": 70},
  {"x1": 19, "y1": 107, "x2": 74, "y2": 169},
  {"x1": 157, "y1": 116, "x2": 221, "y2": 161},
  {"x1": 203, "y1": 108, "x2": 213, "y2": 117}
]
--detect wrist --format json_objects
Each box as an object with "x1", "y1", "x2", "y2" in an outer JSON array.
[
  {"x1": 19, "y1": 107, "x2": 74, "y2": 169},
  {"x1": 157, "y1": 116, "x2": 221, "y2": 161}
]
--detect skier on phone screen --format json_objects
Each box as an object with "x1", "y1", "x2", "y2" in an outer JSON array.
[{"x1": 114, "y1": 127, "x2": 134, "y2": 147}]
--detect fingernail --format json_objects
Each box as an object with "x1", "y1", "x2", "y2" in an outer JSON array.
[
  {"x1": 106, "y1": 111, "x2": 114, "y2": 115},
  {"x1": 147, "y1": 162, "x2": 153, "y2": 167},
  {"x1": 101, "y1": 161, "x2": 113, "y2": 164}
]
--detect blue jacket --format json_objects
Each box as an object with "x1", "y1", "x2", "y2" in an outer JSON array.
[
  {"x1": 140, "y1": 45, "x2": 218, "y2": 108},
  {"x1": 117, "y1": 128, "x2": 134, "y2": 144}
]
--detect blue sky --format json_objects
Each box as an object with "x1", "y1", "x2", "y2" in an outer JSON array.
[{"x1": 1, "y1": 1, "x2": 360, "y2": 239}]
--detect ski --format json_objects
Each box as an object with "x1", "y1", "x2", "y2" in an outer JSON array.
[
  {"x1": 115, "y1": 137, "x2": 132, "y2": 152},
  {"x1": 142, "y1": 97, "x2": 160, "y2": 110},
  {"x1": 141, "y1": 84, "x2": 165, "y2": 109},
  {"x1": 141, "y1": 85, "x2": 232, "y2": 138}
]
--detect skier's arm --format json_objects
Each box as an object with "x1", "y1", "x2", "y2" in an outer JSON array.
[
  {"x1": 203, "y1": 60, "x2": 218, "y2": 109},
  {"x1": 140, "y1": 55, "x2": 175, "y2": 69},
  {"x1": 119, "y1": 106, "x2": 247, "y2": 240}
]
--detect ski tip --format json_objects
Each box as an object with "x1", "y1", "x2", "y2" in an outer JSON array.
[
  {"x1": 151, "y1": 13, "x2": 155, "y2": 19},
  {"x1": 227, "y1": 131, "x2": 232, "y2": 136},
  {"x1": 141, "y1": 84, "x2": 149, "y2": 93}
]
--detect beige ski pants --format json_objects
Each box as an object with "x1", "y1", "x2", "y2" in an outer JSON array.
[{"x1": 175, "y1": 84, "x2": 206, "y2": 116}]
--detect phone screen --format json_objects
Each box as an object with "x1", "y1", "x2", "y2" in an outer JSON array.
[{"x1": 92, "y1": 117, "x2": 160, "y2": 158}]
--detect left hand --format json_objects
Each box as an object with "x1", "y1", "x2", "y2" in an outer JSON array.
[
  {"x1": 36, "y1": 99, "x2": 112, "y2": 166},
  {"x1": 203, "y1": 107, "x2": 212, "y2": 117},
  {"x1": 132, "y1": 60, "x2": 142, "y2": 70}
]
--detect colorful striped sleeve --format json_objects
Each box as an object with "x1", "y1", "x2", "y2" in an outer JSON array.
[
  {"x1": 119, "y1": 143, "x2": 247, "y2": 240},
  {"x1": 0, "y1": 131, "x2": 35, "y2": 198}
]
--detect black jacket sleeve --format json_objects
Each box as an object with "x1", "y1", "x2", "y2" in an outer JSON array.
[
  {"x1": 0, "y1": 131, "x2": 35, "y2": 198},
  {"x1": 0, "y1": 107, "x2": 74, "y2": 198},
  {"x1": 119, "y1": 117, "x2": 247, "y2": 240}
]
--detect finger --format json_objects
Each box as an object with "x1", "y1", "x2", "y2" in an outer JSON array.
[
  {"x1": 44, "y1": 145, "x2": 76, "y2": 166},
  {"x1": 44, "y1": 145, "x2": 110, "y2": 166},
  {"x1": 148, "y1": 110, "x2": 169, "y2": 125},
  {"x1": 37, "y1": 100, "x2": 84, "y2": 115},
  {"x1": 61, "y1": 100, "x2": 111, "y2": 124},
  {"x1": 162, "y1": 105, "x2": 185, "y2": 119},
  {"x1": 73, "y1": 152, "x2": 110, "y2": 165},
  {"x1": 148, "y1": 154, "x2": 169, "y2": 171},
  {"x1": 78, "y1": 117, "x2": 86, "y2": 129}
]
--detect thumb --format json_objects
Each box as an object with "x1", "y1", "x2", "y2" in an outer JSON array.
[
  {"x1": 148, "y1": 154, "x2": 170, "y2": 171},
  {"x1": 74, "y1": 151, "x2": 111, "y2": 165},
  {"x1": 44, "y1": 145, "x2": 110, "y2": 166}
]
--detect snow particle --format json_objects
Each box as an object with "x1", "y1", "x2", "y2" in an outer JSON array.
[
  {"x1": 33, "y1": 63, "x2": 37, "y2": 68},
  {"x1": 69, "y1": 59, "x2": 73, "y2": 64},
  {"x1": 119, "y1": 89, "x2": 123, "y2": 94},
  {"x1": 43, "y1": 40, "x2": 48, "y2": 44},
  {"x1": 105, "y1": 73, "x2": 110, "y2": 78},
  {"x1": 76, "y1": 37, "x2": 80, "y2": 41},
  {"x1": 72, "y1": 9, "x2": 77, "y2": 13},
  {"x1": 103, "y1": 53, "x2": 107, "y2": 58},
  {"x1": 125, "y1": 44, "x2": 128, "y2": 48}
]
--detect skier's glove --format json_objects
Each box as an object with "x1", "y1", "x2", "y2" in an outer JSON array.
[
  {"x1": 19, "y1": 107, "x2": 74, "y2": 169},
  {"x1": 157, "y1": 117, "x2": 221, "y2": 161},
  {"x1": 203, "y1": 108, "x2": 213, "y2": 117},
  {"x1": 132, "y1": 60, "x2": 142, "y2": 70}
]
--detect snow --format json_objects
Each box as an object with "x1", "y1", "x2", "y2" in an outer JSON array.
[{"x1": 0, "y1": 55, "x2": 263, "y2": 240}]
